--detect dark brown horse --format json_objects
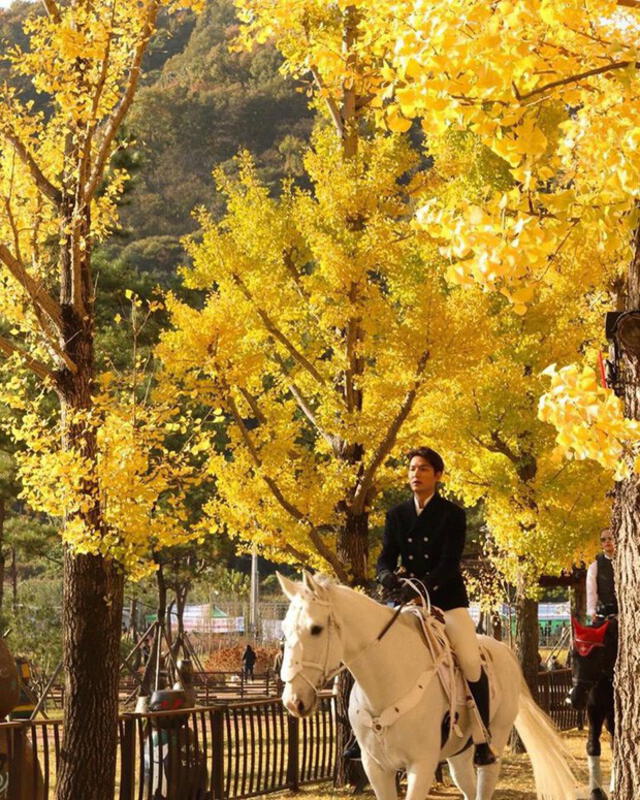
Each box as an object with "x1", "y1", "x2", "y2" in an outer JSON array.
[{"x1": 569, "y1": 617, "x2": 617, "y2": 800}]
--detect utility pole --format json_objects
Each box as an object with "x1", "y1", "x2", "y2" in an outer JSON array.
[{"x1": 249, "y1": 545, "x2": 260, "y2": 641}]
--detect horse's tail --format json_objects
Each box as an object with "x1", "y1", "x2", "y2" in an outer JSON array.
[{"x1": 513, "y1": 675, "x2": 578, "y2": 800}]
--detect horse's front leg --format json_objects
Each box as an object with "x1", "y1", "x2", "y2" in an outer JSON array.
[
  {"x1": 587, "y1": 694, "x2": 607, "y2": 800},
  {"x1": 447, "y1": 748, "x2": 476, "y2": 800},
  {"x1": 361, "y1": 752, "x2": 398, "y2": 800},
  {"x1": 404, "y1": 755, "x2": 440, "y2": 800}
]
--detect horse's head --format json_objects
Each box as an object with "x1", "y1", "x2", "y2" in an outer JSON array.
[
  {"x1": 277, "y1": 571, "x2": 344, "y2": 718},
  {"x1": 569, "y1": 617, "x2": 618, "y2": 710}
]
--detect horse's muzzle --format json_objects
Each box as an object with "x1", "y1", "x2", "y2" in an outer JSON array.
[{"x1": 283, "y1": 685, "x2": 317, "y2": 718}]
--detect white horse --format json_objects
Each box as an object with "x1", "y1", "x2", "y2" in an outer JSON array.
[{"x1": 278, "y1": 572, "x2": 578, "y2": 800}]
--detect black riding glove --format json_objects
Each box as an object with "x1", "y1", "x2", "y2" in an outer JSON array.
[
  {"x1": 397, "y1": 582, "x2": 419, "y2": 603},
  {"x1": 378, "y1": 570, "x2": 400, "y2": 591}
]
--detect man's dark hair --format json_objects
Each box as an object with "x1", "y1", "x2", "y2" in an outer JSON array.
[{"x1": 407, "y1": 447, "x2": 444, "y2": 474}]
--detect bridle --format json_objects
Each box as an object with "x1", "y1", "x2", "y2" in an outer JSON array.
[
  {"x1": 281, "y1": 595, "x2": 346, "y2": 694},
  {"x1": 281, "y1": 578, "x2": 431, "y2": 697}
]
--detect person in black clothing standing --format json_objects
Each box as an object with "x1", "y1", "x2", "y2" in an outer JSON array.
[
  {"x1": 376, "y1": 446, "x2": 496, "y2": 766},
  {"x1": 586, "y1": 528, "x2": 617, "y2": 623},
  {"x1": 242, "y1": 644, "x2": 257, "y2": 680}
]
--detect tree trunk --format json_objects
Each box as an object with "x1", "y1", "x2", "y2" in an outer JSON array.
[
  {"x1": 176, "y1": 585, "x2": 188, "y2": 639},
  {"x1": 10, "y1": 546, "x2": 17, "y2": 613},
  {"x1": 569, "y1": 567, "x2": 587, "y2": 623},
  {"x1": 129, "y1": 594, "x2": 138, "y2": 640},
  {"x1": 491, "y1": 611, "x2": 502, "y2": 641},
  {"x1": 56, "y1": 551, "x2": 124, "y2": 800},
  {"x1": 612, "y1": 234, "x2": 640, "y2": 799},
  {"x1": 333, "y1": 671, "x2": 361, "y2": 788},
  {"x1": 0, "y1": 498, "x2": 5, "y2": 614},
  {"x1": 337, "y1": 509, "x2": 369, "y2": 586},
  {"x1": 139, "y1": 561, "x2": 168, "y2": 697},
  {"x1": 514, "y1": 591, "x2": 539, "y2": 697},
  {"x1": 55, "y1": 197, "x2": 126, "y2": 800}
]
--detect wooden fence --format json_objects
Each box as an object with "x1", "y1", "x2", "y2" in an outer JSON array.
[
  {"x1": 1, "y1": 671, "x2": 582, "y2": 799},
  {"x1": 40, "y1": 672, "x2": 281, "y2": 712},
  {"x1": 1, "y1": 694, "x2": 334, "y2": 800},
  {"x1": 535, "y1": 668, "x2": 583, "y2": 731}
]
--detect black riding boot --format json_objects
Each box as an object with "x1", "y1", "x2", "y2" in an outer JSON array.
[
  {"x1": 343, "y1": 738, "x2": 361, "y2": 760},
  {"x1": 468, "y1": 669, "x2": 497, "y2": 766}
]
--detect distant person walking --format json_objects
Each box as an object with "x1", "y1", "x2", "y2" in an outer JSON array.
[
  {"x1": 273, "y1": 639, "x2": 285, "y2": 694},
  {"x1": 242, "y1": 644, "x2": 256, "y2": 680}
]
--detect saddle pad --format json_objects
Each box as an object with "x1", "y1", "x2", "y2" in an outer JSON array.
[{"x1": 401, "y1": 605, "x2": 497, "y2": 741}]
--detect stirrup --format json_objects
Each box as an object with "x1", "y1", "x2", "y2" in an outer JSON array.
[{"x1": 473, "y1": 741, "x2": 497, "y2": 766}]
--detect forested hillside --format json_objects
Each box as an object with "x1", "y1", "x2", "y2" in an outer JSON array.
[{"x1": 1, "y1": 0, "x2": 313, "y2": 280}]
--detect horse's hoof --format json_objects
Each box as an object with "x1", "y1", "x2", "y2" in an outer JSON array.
[{"x1": 590, "y1": 789, "x2": 607, "y2": 800}]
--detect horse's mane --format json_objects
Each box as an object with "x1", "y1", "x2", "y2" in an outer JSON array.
[{"x1": 312, "y1": 572, "x2": 337, "y2": 588}]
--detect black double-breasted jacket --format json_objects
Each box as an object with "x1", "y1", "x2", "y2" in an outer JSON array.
[{"x1": 376, "y1": 493, "x2": 468, "y2": 611}]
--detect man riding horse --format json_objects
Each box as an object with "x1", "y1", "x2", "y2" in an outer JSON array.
[{"x1": 346, "y1": 446, "x2": 495, "y2": 767}]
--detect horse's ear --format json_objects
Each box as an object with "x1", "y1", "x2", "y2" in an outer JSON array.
[
  {"x1": 277, "y1": 572, "x2": 299, "y2": 601},
  {"x1": 302, "y1": 571, "x2": 318, "y2": 595},
  {"x1": 302, "y1": 571, "x2": 328, "y2": 599}
]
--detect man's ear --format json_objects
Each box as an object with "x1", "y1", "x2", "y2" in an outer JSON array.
[{"x1": 277, "y1": 572, "x2": 299, "y2": 601}]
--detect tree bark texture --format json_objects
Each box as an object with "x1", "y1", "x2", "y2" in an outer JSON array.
[
  {"x1": 609, "y1": 231, "x2": 640, "y2": 800},
  {"x1": 55, "y1": 201, "x2": 125, "y2": 800},
  {"x1": 0, "y1": 498, "x2": 5, "y2": 613},
  {"x1": 56, "y1": 551, "x2": 124, "y2": 800},
  {"x1": 337, "y1": 509, "x2": 369, "y2": 586},
  {"x1": 514, "y1": 592, "x2": 539, "y2": 698}
]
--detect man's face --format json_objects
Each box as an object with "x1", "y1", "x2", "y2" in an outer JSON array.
[
  {"x1": 600, "y1": 529, "x2": 615, "y2": 558},
  {"x1": 408, "y1": 456, "x2": 442, "y2": 496}
]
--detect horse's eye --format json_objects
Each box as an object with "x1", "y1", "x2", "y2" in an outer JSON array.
[{"x1": 310, "y1": 625, "x2": 323, "y2": 636}]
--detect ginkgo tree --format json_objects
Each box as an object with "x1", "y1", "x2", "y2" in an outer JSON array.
[
  {"x1": 0, "y1": 2, "x2": 203, "y2": 798},
  {"x1": 158, "y1": 129, "x2": 489, "y2": 585},
  {"x1": 232, "y1": 0, "x2": 640, "y2": 792}
]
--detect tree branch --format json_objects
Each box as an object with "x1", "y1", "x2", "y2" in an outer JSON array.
[
  {"x1": 513, "y1": 60, "x2": 637, "y2": 102},
  {"x1": 618, "y1": 0, "x2": 640, "y2": 8},
  {"x1": 310, "y1": 65, "x2": 344, "y2": 139},
  {"x1": 79, "y1": 5, "x2": 118, "y2": 191},
  {"x1": 41, "y1": 0, "x2": 61, "y2": 22},
  {"x1": 84, "y1": 1, "x2": 160, "y2": 203},
  {"x1": 238, "y1": 387, "x2": 267, "y2": 425},
  {"x1": 272, "y1": 352, "x2": 342, "y2": 454},
  {"x1": 0, "y1": 334, "x2": 54, "y2": 383},
  {"x1": 227, "y1": 390, "x2": 347, "y2": 580},
  {"x1": 351, "y1": 348, "x2": 430, "y2": 514},
  {"x1": 1, "y1": 128, "x2": 61, "y2": 207},
  {"x1": 231, "y1": 271, "x2": 326, "y2": 385},
  {"x1": 0, "y1": 244, "x2": 63, "y2": 331}
]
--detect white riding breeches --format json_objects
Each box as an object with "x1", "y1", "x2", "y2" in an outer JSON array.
[{"x1": 443, "y1": 607, "x2": 482, "y2": 683}]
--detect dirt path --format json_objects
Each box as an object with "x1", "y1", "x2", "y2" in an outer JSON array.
[{"x1": 282, "y1": 729, "x2": 610, "y2": 800}]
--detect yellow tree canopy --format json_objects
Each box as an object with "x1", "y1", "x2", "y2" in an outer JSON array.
[
  {"x1": 0, "y1": 0, "x2": 204, "y2": 577},
  {"x1": 230, "y1": 0, "x2": 623, "y2": 580},
  {"x1": 157, "y1": 130, "x2": 494, "y2": 581}
]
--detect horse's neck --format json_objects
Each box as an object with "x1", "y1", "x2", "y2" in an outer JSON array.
[{"x1": 332, "y1": 586, "x2": 431, "y2": 712}]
